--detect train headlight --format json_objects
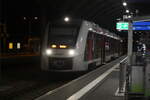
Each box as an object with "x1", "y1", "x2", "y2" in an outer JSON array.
[
  {"x1": 68, "y1": 49, "x2": 75, "y2": 56},
  {"x1": 46, "y1": 49, "x2": 52, "y2": 55}
]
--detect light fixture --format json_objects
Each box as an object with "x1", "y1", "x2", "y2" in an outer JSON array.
[
  {"x1": 23, "y1": 17, "x2": 26, "y2": 20},
  {"x1": 88, "y1": 28, "x2": 92, "y2": 31},
  {"x1": 126, "y1": 10, "x2": 129, "y2": 13},
  {"x1": 34, "y1": 17, "x2": 38, "y2": 20},
  {"x1": 128, "y1": 15, "x2": 132, "y2": 18},
  {"x1": 64, "y1": 17, "x2": 70, "y2": 22},
  {"x1": 123, "y1": 2, "x2": 127, "y2": 6}
]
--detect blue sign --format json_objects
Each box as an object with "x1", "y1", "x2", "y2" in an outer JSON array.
[
  {"x1": 133, "y1": 21, "x2": 150, "y2": 26},
  {"x1": 117, "y1": 21, "x2": 150, "y2": 31},
  {"x1": 133, "y1": 21, "x2": 150, "y2": 30},
  {"x1": 133, "y1": 26, "x2": 150, "y2": 30}
]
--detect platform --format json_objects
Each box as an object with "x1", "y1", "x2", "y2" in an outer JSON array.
[{"x1": 36, "y1": 56, "x2": 126, "y2": 100}]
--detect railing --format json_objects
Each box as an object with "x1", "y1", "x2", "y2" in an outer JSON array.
[
  {"x1": 115, "y1": 57, "x2": 127, "y2": 97},
  {"x1": 119, "y1": 59, "x2": 127, "y2": 94},
  {"x1": 125, "y1": 52, "x2": 147, "y2": 100},
  {"x1": 115, "y1": 57, "x2": 127, "y2": 96}
]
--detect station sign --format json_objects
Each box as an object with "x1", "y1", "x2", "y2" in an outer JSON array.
[
  {"x1": 116, "y1": 22, "x2": 129, "y2": 30},
  {"x1": 133, "y1": 21, "x2": 150, "y2": 30},
  {"x1": 133, "y1": 26, "x2": 150, "y2": 30},
  {"x1": 133, "y1": 21, "x2": 150, "y2": 26},
  {"x1": 116, "y1": 21, "x2": 150, "y2": 31}
]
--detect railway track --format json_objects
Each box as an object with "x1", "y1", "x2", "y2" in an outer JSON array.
[{"x1": 1, "y1": 63, "x2": 83, "y2": 100}]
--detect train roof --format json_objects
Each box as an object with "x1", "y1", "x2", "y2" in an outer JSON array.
[
  {"x1": 50, "y1": 19, "x2": 121, "y2": 40},
  {"x1": 86, "y1": 21, "x2": 121, "y2": 40}
]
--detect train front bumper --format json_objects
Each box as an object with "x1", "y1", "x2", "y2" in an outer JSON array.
[{"x1": 48, "y1": 57, "x2": 73, "y2": 70}]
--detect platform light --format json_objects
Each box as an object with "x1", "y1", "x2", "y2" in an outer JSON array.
[
  {"x1": 126, "y1": 10, "x2": 129, "y2": 13},
  {"x1": 64, "y1": 17, "x2": 70, "y2": 22},
  {"x1": 128, "y1": 15, "x2": 132, "y2": 18},
  {"x1": 23, "y1": 17, "x2": 26, "y2": 20},
  {"x1": 123, "y1": 2, "x2": 127, "y2": 6},
  {"x1": 34, "y1": 17, "x2": 38, "y2": 20}
]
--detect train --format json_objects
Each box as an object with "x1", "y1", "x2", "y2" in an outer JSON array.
[{"x1": 41, "y1": 18, "x2": 123, "y2": 72}]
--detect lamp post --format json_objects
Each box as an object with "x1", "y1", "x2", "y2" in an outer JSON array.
[
  {"x1": 23, "y1": 16, "x2": 38, "y2": 35},
  {"x1": 23, "y1": 17, "x2": 38, "y2": 53},
  {"x1": 127, "y1": 16, "x2": 133, "y2": 66}
]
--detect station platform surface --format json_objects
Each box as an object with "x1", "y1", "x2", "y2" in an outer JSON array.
[
  {"x1": 36, "y1": 56, "x2": 126, "y2": 100},
  {"x1": 80, "y1": 70, "x2": 123, "y2": 100}
]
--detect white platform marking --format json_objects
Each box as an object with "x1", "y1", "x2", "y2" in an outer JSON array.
[
  {"x1": 67, "y1": 64, "x2": 119, "y2": 100},
  {"x1": 67, "y1": 57, "x2": 127, "y2": 100},
  {"x1": 115, "y1": 82, "x2": 126, "y2": 96}
]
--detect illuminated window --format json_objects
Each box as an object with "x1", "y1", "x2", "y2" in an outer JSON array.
[
  {"x1": 17, "y1": 43, "x2": 21, "y2": 49},
  {"x1": 9, "y1": 43, "x2": 13, "y2": 49}
]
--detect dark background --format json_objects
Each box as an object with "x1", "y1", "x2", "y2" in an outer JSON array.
[{"x1": 1, "y1": 0, "x2": 150, "y2": 38}]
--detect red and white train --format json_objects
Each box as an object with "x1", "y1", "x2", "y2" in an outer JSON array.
[{"x1": 41, "y1": 18, "x2": 123, "y2": 72}]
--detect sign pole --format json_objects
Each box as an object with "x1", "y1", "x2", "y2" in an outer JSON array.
[{"x1": 127, "y1": 19, "x2": 133, "y2": 66}]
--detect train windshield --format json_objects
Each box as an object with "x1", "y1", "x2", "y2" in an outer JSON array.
[{"x1": 48, "y1": 26, "x2": 80, "y2": 48}]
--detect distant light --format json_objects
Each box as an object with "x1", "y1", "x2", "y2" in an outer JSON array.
[
  {"x1": 64, "y1": 17, "x2": 70, "y2": 22},
  {"x1": 128, "y1": 15, "x2": 132, "y2": 18},
  {"x1": 100, "y1": 32, "x2": 103, "y2": 34},
  {"x1": 34, "y1": 17, "x2": 38, "y2": 20},
  {"x1": 17, "y1": 43, "x2": 21, "y2": 49},
  {"x1": 23, "y1": 17, "x2": 26, "y2": 20},
  {"x1": 116, "y1": 18, "x2": 121, "y2": 21},
  {"x1": 123, "y1": 2, "x2": 127, "y2": 6},
  {"x1": 9, "y1": 43, "x2": 13, "y2": 49},
  {"x1": 89, "y1": 28, "x2": 92, "y2": 31},
  {"x1": 126, "y1": 10, "x2": 129, "y2": 13}
]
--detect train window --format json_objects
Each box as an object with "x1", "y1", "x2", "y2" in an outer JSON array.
[
  {"x1": 48, "y1": 26, "x2": 80, "y2": 48},
  {"x1": 49, "y1": 27, "x2": 77, "y2": 36}
]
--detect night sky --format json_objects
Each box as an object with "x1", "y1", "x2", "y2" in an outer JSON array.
[
  {"x1": 2, "y1": 0, "x2": 150, "y2": 38},
  {"x1": 3, "y1": 0, "x2": 40, "y2": 37}
]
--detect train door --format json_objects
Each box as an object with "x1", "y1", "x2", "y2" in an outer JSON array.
[
  {"x1": 95, "y1": 33, "x2": 102, "y2": 66},
  {"x1": 84, "y1": 31, "x2": 94, "y2": 61},
  {"x1": 105, "y1": 37, "x2": 111, "y2": 62},
  {"x1": 101, "y1": 35, "x2": 105, "y2": 64}
]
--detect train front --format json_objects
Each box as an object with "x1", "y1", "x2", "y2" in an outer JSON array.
[{"x1": 45, "y1": 19, "x2": 82, "y2": 71}]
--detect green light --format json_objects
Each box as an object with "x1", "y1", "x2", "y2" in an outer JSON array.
[{"x1": 116, "y1": 22, "x2": 129, "y2": 30}]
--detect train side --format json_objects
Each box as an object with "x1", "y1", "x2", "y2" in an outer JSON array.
[{"x1": 41, "y1": 20, "x2": 122, "y2": 72}]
